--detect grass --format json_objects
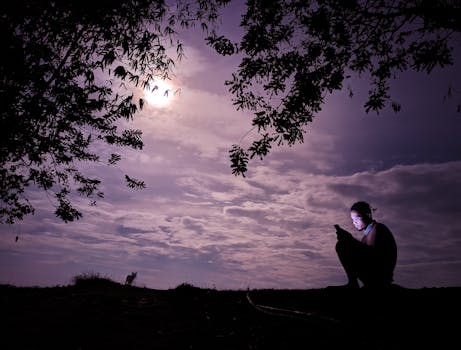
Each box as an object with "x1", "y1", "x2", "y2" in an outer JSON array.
[{"x1": 71, "y1": 270, "x2": 121, "y2": 288}]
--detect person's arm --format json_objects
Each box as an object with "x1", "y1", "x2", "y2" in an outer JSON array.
[
  {"x1": 334, "y1": 224, "x2": 354, "y2": 241},
  {"x1": 374, "y1": 224, "x2": 397, "y2": 258}
]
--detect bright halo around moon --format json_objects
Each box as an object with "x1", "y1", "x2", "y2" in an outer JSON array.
[{"x1": 143, "y1": 79, "x2": 174, "y2": 108}]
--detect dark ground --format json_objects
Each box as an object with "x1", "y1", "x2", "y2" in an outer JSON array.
[{"x1": 1, "y1": 282, "x2": 460, "y2": 349}]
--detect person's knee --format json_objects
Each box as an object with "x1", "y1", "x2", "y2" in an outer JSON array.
[{"x1": 335, "y1": 240, "x2": 347, "y2": 254}]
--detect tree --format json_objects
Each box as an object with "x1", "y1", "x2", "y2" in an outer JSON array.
[
  {"x1": 0, "y1": 0, "x2": 229, "y2": 224},
  {"x1": 206, "y1": 0, "x2": 461, "y2": 177}
]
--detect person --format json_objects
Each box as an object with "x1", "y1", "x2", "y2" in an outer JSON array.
[{"x1": 333, "y1": 201, "x2": 397, "y2": 289}]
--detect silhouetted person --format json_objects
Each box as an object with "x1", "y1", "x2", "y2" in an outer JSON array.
[{"x1": 333, "y1": 201, "x2": 397, "y2": 289}]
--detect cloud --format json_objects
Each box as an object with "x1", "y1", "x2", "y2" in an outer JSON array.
[
  {"x1": 2, "y1": 158, "x2": 461, "y2": 289},
  {"x1": 133, "y1": 87, "x2": 249, "y2": 160}
]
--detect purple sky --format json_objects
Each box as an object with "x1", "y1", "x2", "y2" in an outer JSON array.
[{"x1": 1, "y1": 4, "x2": 461, "y2": 290}]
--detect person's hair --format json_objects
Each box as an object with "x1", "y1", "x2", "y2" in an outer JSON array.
[{"x1": 350, "y1": 201, "x2": 374, "y2": 219}]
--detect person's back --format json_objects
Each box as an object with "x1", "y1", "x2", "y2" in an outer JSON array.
[{"x1": 361, "y1": 221, "x2": 397, "y2": 286}]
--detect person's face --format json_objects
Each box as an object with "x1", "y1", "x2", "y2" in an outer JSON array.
[{"x1": 350, "y1": 210, "x2": 368, "y2": 231}]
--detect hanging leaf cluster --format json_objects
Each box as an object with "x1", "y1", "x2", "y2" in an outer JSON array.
[{"x1": 214, "y1": 0, "x2": 460, "y2": 176}]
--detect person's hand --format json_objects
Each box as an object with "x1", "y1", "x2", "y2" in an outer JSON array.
[{"x1": 335, "y1": 225, "x2": 352, "y2": 241}]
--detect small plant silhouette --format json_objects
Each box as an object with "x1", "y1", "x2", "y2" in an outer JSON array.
[
  {"x1": 72, "y1": 271, "x2": 119, "y2": 288},
  {"x1": 125, "y1": 272, "x2": 137, "y2": 286}
]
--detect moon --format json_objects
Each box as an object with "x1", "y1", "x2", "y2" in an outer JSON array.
[{"x1": 143, "y1": 79, "x2": 174, "y2": 108}]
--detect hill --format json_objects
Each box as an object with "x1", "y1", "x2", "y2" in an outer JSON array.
[{"x1": 1, "y1": 282, "x2": 459, "y2": 349}]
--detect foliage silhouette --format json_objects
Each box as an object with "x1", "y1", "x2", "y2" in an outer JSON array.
[
  {"x1": 71, "y1": 271, "x2": 120, "y2": 288},
  {"x1": 125, "y1": 271, "x2": 137, "y2": 286},
  {"x1": 3, "y1": 1, "x2": 460, "y2": 223},
  {"x1": 0, "y1": 0, "x2": 229, "y2": 223},
  {"x1": 206, "y1": 0, "x2": 461, "y2": 176}
]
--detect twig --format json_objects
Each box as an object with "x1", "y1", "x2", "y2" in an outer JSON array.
[{"x1": 246, "y1": 290, "x2": 340, "y2": 324}]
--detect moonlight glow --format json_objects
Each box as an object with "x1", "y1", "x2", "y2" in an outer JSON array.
[{"x1": 144, "y1": 79, "x2": 174, "y2": 108}]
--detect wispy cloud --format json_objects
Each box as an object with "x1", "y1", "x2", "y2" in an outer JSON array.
[{"x1": 2, "y1": 154, "x2": 460, "y2": 289}]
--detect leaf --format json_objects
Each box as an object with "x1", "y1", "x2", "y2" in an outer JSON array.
[
  {"x1": 55, "y1": 191, "x2": 82, "y2": 223},
  {"x1": 108, "y1": 153, "x2": 122, "y2": 165},
  {"x1": 248, "y1": 134, "x2": 273, "y2": 160},
  {"x1": 125, "y1": 175, "x2": 146, "y2": 190},
  {"x1": 229, "y1": 145, "x2": 249, "y2": 177},
  {"x1": 114, "y1": 65, "x2": 127, "y2": 79},
  {"x1": 391, "y1": 101, "x2": 401, "y2": 113},
  {"x1": 205, "y1": 35, "x2": 237, "y2": 56}
]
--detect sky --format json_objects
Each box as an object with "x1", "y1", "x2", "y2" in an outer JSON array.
[{"x1": 1, "y1": 2, "x2": 461, "y2": 290}]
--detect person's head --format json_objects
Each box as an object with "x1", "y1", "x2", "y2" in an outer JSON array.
[{"x1": 350, "y1": 201, "x2": 374, "y2": 231}]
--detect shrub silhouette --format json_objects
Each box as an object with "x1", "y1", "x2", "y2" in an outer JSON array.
[
  {"x1": 170, "y1": 282, "x2": 209, "y2": 298},
  {"x1": 125, "y1": 272, "x2": 137, "y2": 286},
  {"x1": 174, "y1": 282, "x2": 201, "y2": 291},
  {"x1": 71, "y1": 271, "x2": 120, "y2": 288}
]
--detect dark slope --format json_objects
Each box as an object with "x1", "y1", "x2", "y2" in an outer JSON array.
[{"x1": 2, "y1": 283, "x2": 459, "y2": 349}]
